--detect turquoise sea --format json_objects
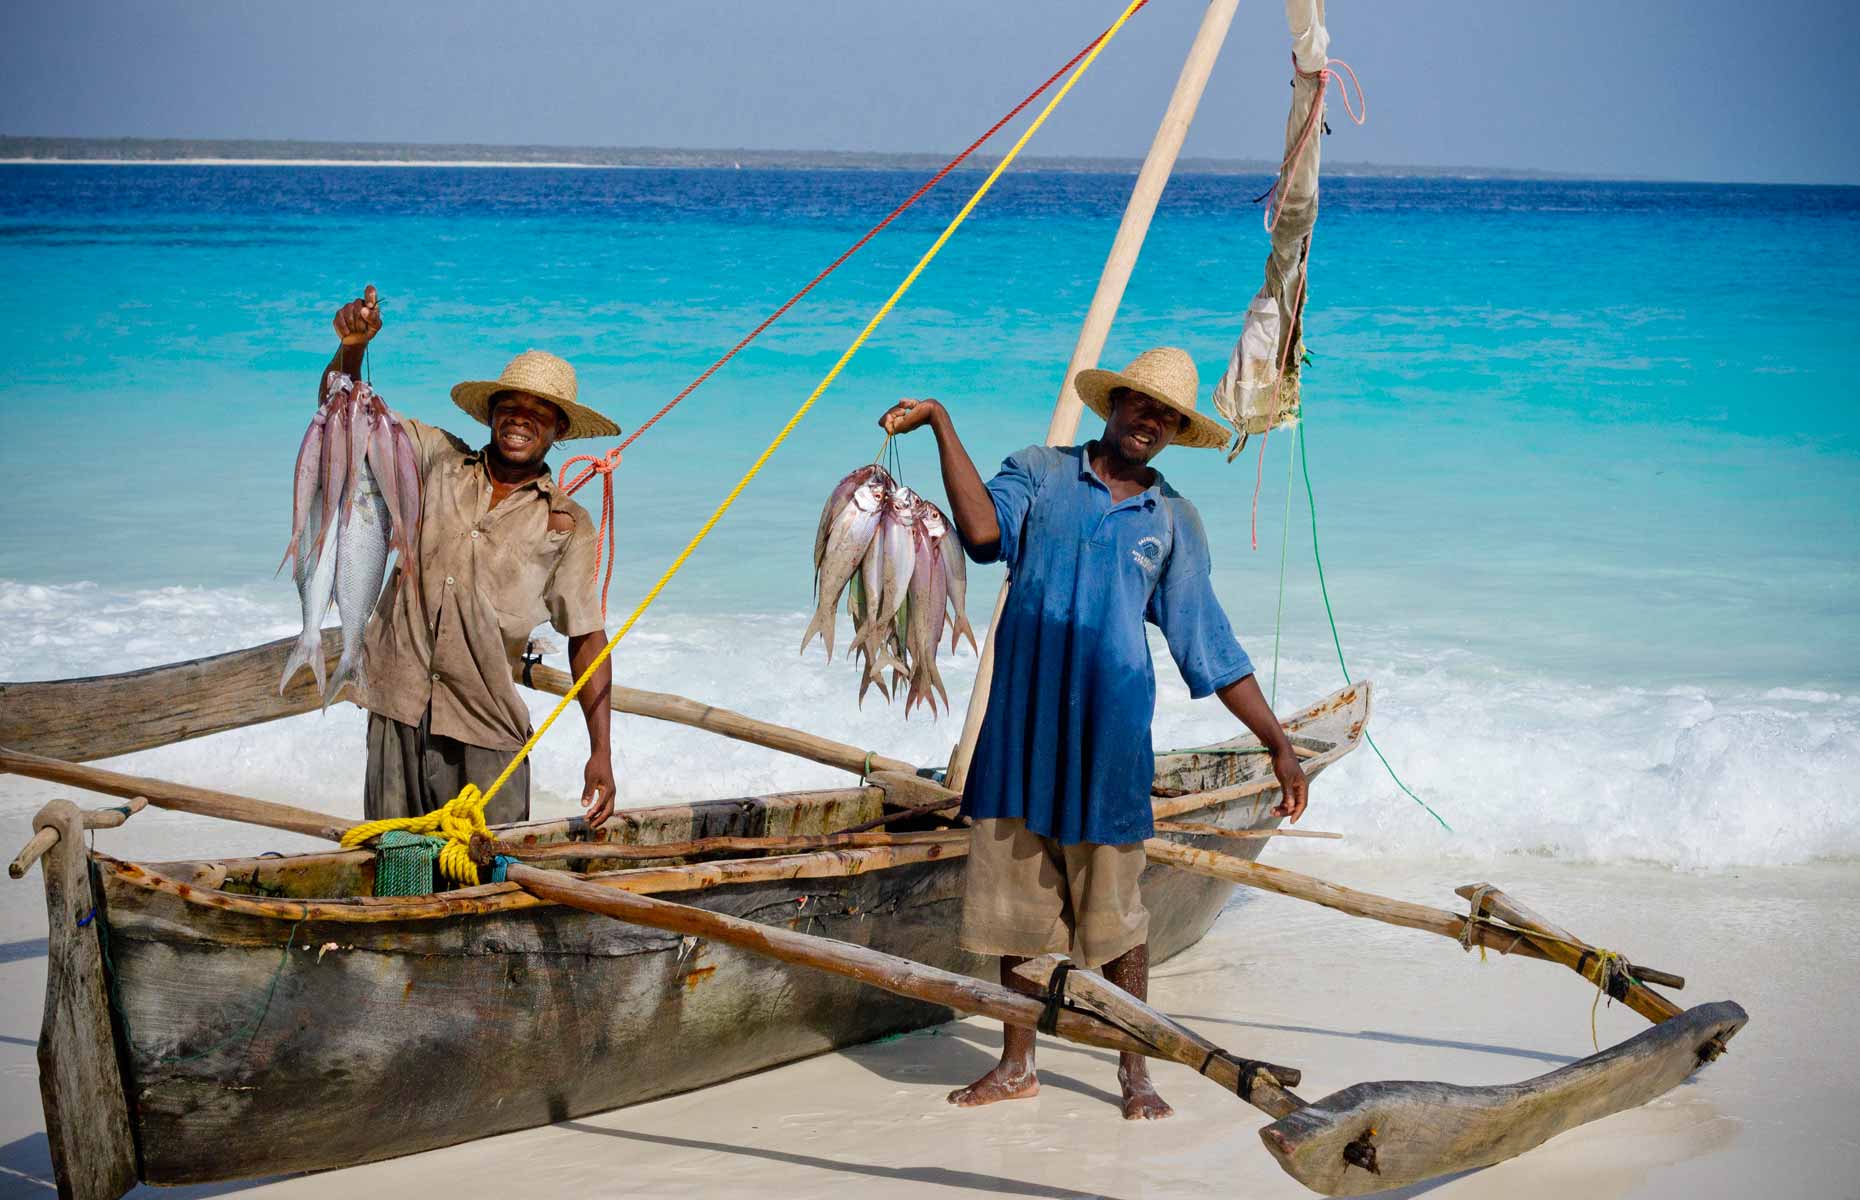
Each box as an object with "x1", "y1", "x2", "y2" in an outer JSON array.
[{"x1": 0, "y1": 163, "x2": 1855, "y2": 867}]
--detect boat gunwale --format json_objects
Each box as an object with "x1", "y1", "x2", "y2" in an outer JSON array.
[{"x1": 92, "y1": 682, "x2": 1368, "y2": 924}]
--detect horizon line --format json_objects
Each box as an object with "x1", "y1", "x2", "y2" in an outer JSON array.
[{"x1": 1, "y1": 135, "x2": 1851, "y2": 188}]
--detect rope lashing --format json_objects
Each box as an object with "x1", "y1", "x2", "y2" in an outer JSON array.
[
  {"x1": 1263, "y1": 55, "x2": 1365, "y2": 235},
  {"x1": 340, "y1": 0, "x2": 1149, "y2": 885},
  {"x1": 1459, "y1": 884, "x2": 1496, "y2": 960},
  {"x1": 1037, "y1": 960, "x2": 1076, "y2": 1035},
  {"x1": 1199, "y1": 1048, "x2": 1269, "y2": 1101},
  {"x1": 559, "y1": 2, "x2": 1151, "y2": 490},
  {"x1": 558, "y1": 447, "x2": 623, "y2": 620}
]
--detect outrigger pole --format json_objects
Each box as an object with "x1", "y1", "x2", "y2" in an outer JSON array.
[{"x1": 946, "y1": 0, "x2": 1243, "y2": 791}]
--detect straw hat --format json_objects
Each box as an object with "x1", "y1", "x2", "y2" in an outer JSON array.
[
  {"x1": 1073, "y1": 347, "x2": 1229, "y2": 451},
  {"x1": 450, "y1": 350, "x2": 620, "y2": 441}
]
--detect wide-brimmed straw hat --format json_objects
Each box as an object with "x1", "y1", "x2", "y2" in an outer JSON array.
[
  {"x1": 1073, "y1": 346, "x2": 1229, "y2": 451},
  {"x1": 450, "y1": 350, "x2": 620, "y2": 441}
]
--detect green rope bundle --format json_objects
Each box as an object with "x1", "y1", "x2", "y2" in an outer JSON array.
[{"x1": 374, "y1": 831, "x2": 443, "y2": 897}]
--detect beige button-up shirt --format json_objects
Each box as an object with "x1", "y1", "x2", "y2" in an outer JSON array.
[{"x1": 356, "y1": 418, "x2": 605, "y2": 751}]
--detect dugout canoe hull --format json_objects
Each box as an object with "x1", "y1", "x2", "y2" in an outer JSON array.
[{"x1": 30, "y1": 667, "x2": 1367, "y2": 1189}]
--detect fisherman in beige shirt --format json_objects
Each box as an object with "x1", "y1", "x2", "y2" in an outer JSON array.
[{"x1": 324, "y1": 286, "x2": 619, "y2": 828}]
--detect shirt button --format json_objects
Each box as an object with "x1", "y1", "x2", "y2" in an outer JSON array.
[
  {"x1": 471, "y1": 530, "x2": 481, "y2": 540},
  {"x1": 445, "y1": 576, "x2": 455, "y2": 586},
  {"x1": 431, "y1": 671, "x2": 440, "y2": 681}
]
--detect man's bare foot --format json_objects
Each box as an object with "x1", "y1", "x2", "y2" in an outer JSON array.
[
  {"x1": 948, "y1": 1062, "x2": 1039, "y2": 1107},
  {"x1": 1119, "y1": 1065, "x2": 1174, "y2": 1120}
]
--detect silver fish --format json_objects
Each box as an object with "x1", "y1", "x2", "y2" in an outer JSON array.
[
  {"x1": 801, "y1": 477, "x2": 886, "y2": 660},
  {"x1": 941, "y1": 523, "x2": 977, "y2": 653},
  {"x1": 814, "y1": 464, "x2": 888, "y2": 584},
  {"x1": 322, "y1": 458, "x2": 392, "y2": 707},
  {"x1": 903, "y1": 517, "x2": 950, "y2": 718},
  {"x1": 279, "y1": 484, "x2": 338, "y2": 696},
  {"x1": 279, "y1": 372, "x2": 423, "y2": 699}
]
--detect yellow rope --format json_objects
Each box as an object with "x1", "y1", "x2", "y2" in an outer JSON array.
[{"x1": 341, "y1": 0, "x2": 1148, "y2": 884}]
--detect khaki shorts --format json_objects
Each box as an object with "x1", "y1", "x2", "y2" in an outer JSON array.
[{"x1": 958, "y1": 818, "x2": 1149, "y2": 969}]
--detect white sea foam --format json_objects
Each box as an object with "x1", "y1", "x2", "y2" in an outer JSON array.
[{"x1": 1, "y1": 579, "x2": 1854, "y2": 871}]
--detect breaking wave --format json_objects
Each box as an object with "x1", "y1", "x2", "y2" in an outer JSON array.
[{"x1": 1, "y1": 578, "x2": 1854, "y2": 871}]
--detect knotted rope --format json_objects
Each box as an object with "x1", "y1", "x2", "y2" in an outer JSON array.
[
  {"x1": 340, "y1": 0, "x2": 1149, "y2": 885},
  {"x1": 559, "y1": 447, "x2": 622, "y2": 620}
]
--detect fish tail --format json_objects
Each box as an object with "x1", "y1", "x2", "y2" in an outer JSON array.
[
  {"x1": 278, "y1": 628, "x2": 327, "y2": 698},
  {"x1": 321, "y1": 647, "x2": 358, "y2": 711}
]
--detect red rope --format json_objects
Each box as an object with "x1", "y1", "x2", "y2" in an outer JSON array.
[
  {"x1": 1249, "y1": 56, "x2": 1366, "y2": 547},
  {"x1": 557, "y1": 2, "x2": 1152, "y2": 617},
  {"x1": 559, "y1": 448, "x2": 623, "y2": 620}
]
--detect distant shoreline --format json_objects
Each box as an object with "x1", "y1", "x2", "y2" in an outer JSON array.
[
  {"x1": 0, "y1": 135, "x2": 1597, "y2": 181},
  {"x1": 0, "y1": 157, "x2": 636, "y2": 170}
]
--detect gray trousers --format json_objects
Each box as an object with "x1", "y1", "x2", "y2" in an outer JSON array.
[{"x1": 364, "y1": 709, "x2": 531, "y2": 826}]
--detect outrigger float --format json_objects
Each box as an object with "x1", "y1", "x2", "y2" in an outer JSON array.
[
  {"x1": 5, "y1": 2, "x2": 1745, "y2": 1196},
  {"x1": 5, "y1": 635, "x2": 1744, "y2": 1198}
]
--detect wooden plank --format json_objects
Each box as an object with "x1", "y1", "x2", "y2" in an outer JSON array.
[
  {"x1": 11, "y1": 797, "x2": 146, "y2": 879},
  {"x1": 32, "y1": 799, "x2": 138, "y2": 1200},
  {"x1": 508, "y1": 862, "x2": 1308, "y2": 1123},
  {"x1": 0, "y1": 630, "x2": 342, "y2": 763},
  {"x1": 1011, "y1": 955, "x2": 1302, "y2": 1116},
  {"x1": 521, "y1": 662, "x2": 916, "y2": 778},
  {"x1": 1259, "y1": 1001, "x2": 1748, "y2": 1195},
  {"x1": 0, "y1": 631, "x2": 915, "y2": 780},
  {"x1": 1459, "y1": 882, "x2": 1686, "y2": 991},
  {"x1": 0, "y1": 746, "x2": 352, "y2": 842},
  {"x1": 1141, "y1": 838, "x2": 1567, "y2": 966},
  {"x1": 1449, "y1": 884, "x2": 1684, "y2": 1023}
]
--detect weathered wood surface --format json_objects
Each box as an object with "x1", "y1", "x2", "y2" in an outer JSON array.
[
  {"x1": 11, "y1": 796, "x2": 146, "y2": 879},
  {"x1": 0, "y1": 628, "x2": 915, "y2": 780},
  {"x1": 513, "y1": 864, "x2": 1301, "y2": 1081},
  {"x1": 1153, "y1": 820, "x2": 1341, "y2": 842},
  {"x1": 37, "y1": 674, "x2": 1362, "y2": 1189},
  {"x1": 33, "y1": 800, "x2": 137, "y2": 1200},
  {"x1": 0, "y1": 630, "x2": 344, "y2": 763},
  {"x1": 1011, "y1": 955, "x2": 1303, "y2": 1117},
  {"x1": 1458, "y1": 882, "x2": 1686, "y2": 991},
  {"x1": 98, "y1": 785, "x2": 1268, "y2": 1183},
  {"x1": 1260, "y1": 1001, "x2": 1749, "y2": 1195},
  {"x1": 1452, "y1": 883, "x2": 1685, "y2": 1024},
  {"x1": 0, "y1": 746, "x2": 352, "y2": 842},
  {"x1": 478, "y1": 827, "x2": 967, "y2": 863},
  {"x1": 521, "y1": 661, "x2": 916, "y2": 778}
]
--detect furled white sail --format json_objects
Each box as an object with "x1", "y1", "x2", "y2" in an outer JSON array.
[{"x1": 1214, "y1": 0, "x2": 1333, "y2": 454}]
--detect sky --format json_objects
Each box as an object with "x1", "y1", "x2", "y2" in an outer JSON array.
[{"x1": 2, "y1": 0, "x2": 1857, "y2": 185}]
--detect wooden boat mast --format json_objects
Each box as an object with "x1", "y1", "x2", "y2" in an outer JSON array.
[{"x1": 946, "y1": 0, "x2": 1243, "y2": 790}]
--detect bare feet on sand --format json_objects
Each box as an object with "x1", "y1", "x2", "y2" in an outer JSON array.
[
  {"x1": 1118, "y1": 1064, "x2": 1174, "y2": 1120},
  {"x1": 948, "y1": 1063, "x2": 1039, "y2": 1107}
]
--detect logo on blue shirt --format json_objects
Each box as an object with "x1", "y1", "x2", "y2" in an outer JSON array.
[{"x1": 1131, "y1": 535, "x2": 1166, "y2": 576}]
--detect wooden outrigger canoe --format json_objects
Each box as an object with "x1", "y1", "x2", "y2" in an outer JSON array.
[
  {"x1": 4, "y1": 632, "x2": 1748, "y2": 1198},
  {"x1": 3, "y1": 633, "x2": 1369, "y2": 1196}
]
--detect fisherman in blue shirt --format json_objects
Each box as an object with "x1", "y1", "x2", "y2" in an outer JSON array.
[{"x1": 880, "y1": 347, "x2": 1308, "y2": 1121}]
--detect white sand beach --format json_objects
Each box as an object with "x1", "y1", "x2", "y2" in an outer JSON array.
[{"x1": 2, "y1": 814, "x2": 1853, "y2": 1199}]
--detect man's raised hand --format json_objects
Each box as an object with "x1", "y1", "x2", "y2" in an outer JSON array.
[
  {"x1": 879, "y1": 397, "x2": 943, "y2": 437},
  {"x1": 334, "y1": 285, "x2": 383, "y2": 347}
]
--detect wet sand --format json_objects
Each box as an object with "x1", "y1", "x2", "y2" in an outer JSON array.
[{"x1": 1, "y1": 836, "x2": 1852, "y2": 1199}]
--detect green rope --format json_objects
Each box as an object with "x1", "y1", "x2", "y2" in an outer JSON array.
[
  {"x1": 1270, "y1": 421, "x2": 1301, "y2": 708},
  {"x1": 1298, "y1": 424, "x2": 1453, "y2": 833}
]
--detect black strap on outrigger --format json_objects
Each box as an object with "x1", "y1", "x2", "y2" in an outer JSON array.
[
  {"x1": 1199, "y1": 1048, "x2": 1270, "y2": 1101},
  {"x1": 1036, "y1": 960, "x2": 1075, "y2": 1034}
]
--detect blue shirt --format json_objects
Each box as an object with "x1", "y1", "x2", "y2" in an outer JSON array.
[{"x1": 961, "y1": 443, "x2": 1255, "y2": 846}]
